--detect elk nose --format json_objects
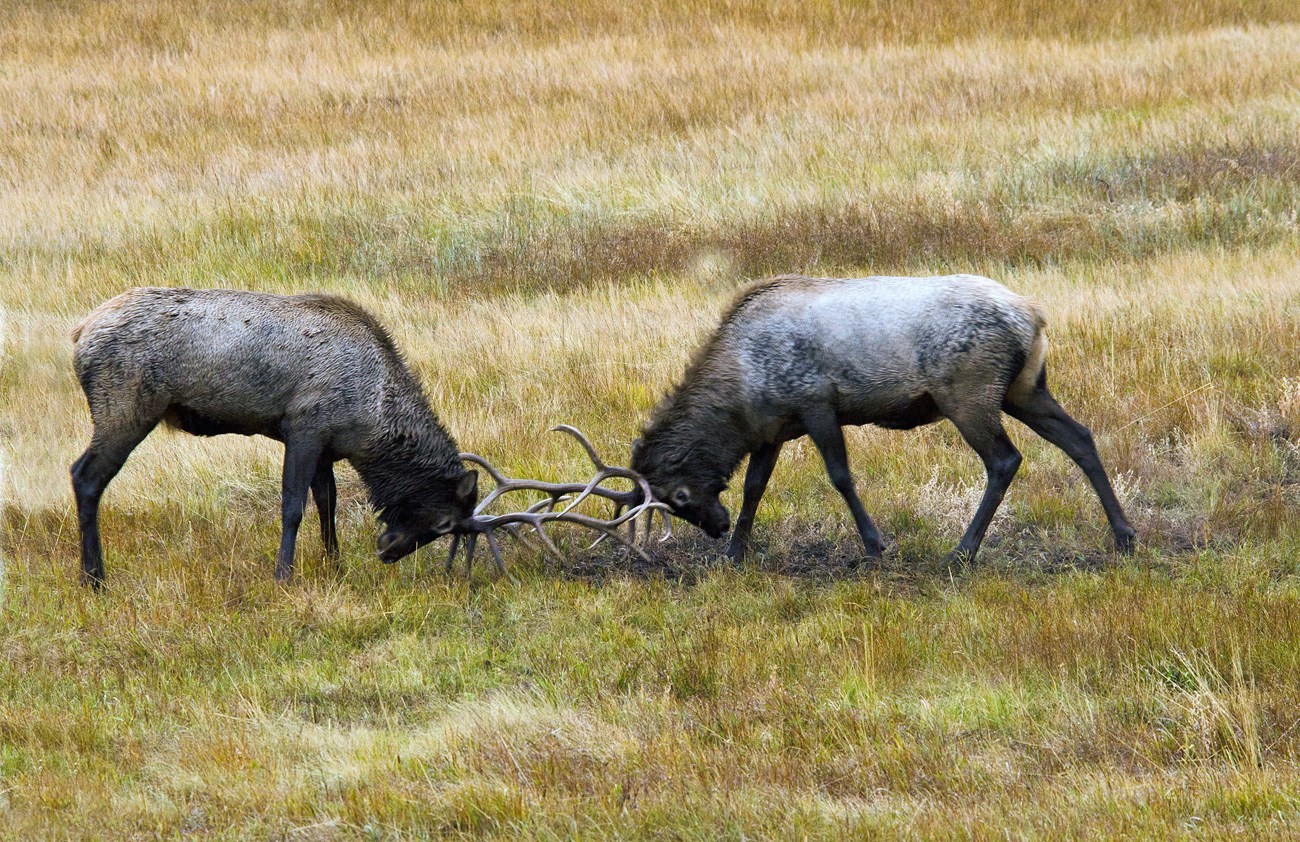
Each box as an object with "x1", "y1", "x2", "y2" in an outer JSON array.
[{"x1": 377, "y1": 531, "x2": 405, "y2": 556}]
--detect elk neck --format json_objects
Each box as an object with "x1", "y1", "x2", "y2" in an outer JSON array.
[
  {"x1": 642, "y1": 344, "x2": 753, "y2": 486},
  {"x1": 350, "y1": 368, "x2": 465, "y2": 512}
]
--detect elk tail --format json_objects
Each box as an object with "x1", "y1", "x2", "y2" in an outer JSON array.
[{"x1": 1006, "y1": 305, "x2": 1048, "y2": 403}]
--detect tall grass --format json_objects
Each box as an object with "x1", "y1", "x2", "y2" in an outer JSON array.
[{"x1": 2, "y1": 2, "x2": 1300, "y2": 838}]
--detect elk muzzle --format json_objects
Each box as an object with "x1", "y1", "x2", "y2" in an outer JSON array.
[{"x1": 377, "y1": 529, "x2": 415, "y2": 563}]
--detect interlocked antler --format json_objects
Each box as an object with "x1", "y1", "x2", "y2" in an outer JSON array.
[{"x1": 451, "y1": 426, "x2": 673, "y2": 576}]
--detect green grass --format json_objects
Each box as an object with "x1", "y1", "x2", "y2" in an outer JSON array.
[
  {"x1": 3, "y1": 1, "x2": 1300, "y2": 838},
  {"x1": 6, "y1": 515, "x2": 1300, "y2": 836}
]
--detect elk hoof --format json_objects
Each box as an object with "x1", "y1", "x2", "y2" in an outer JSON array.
[
  {"x1": 945, "y1": 547, "x2": 976, "y2": 566},
  {"x1": 845, "y1": 540, "x2": 886, "y2": 569},
  {"x1": 722, "y1": 540, "x2": 747, "y2": 560},
  {"x1": 1116, "y1": 527, "x2": 1137, "y2": 555}
]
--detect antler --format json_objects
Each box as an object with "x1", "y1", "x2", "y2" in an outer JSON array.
[{"x1": 451, "y1": 426, "x2": 673, "y2": 576}]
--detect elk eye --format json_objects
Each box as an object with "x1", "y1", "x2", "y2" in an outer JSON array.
[
  {"x1": 671, "y1": 487, "x2": 692, "y2": 507},
  {"x1": 434, "y1": 516, "x2": 455, "y2": 535}
]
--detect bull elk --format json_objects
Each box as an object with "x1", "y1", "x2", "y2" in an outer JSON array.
[
  {"x1": 630, "y1": 274, "x2": 1137, "y2": 563},
  {"x1": 70, "y1": 288, "x2": 479, "y2": 587}
]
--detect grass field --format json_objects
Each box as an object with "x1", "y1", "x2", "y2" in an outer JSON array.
[{"x1": 3, "y1": 1, "x2": 1300, "y2": 838}]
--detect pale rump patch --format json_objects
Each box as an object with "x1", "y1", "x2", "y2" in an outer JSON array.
[
  {"x1": 70, "y1": 289, "x2": 145, "y2": 343},
  {"x1": 1007, "y1": 328, "x2": 1048, "y2": 403}
]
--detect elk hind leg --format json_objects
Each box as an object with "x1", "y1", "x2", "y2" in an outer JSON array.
[
  {"x1": 944, "y1": 409, "x2": 1022, "y2": 563},
  {"x1": 1004, "y1": 377, "x2": 1136, "y2": 553},
  {"x1": 71, "y1": 418, "x2": 159, "y2": 588}
]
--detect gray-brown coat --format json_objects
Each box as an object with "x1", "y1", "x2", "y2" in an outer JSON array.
[
  {"x1": 631, "y1": 274, "x2": 1135, "y2": 562},
  {"x1": 70, "y1": 287, "x2": 478, "y2": 586}
]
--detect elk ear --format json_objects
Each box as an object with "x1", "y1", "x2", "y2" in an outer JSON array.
[
  {"x1": 631, "y1": 437, "x2": 646, "y2": 462},
  {"x1": 457, "y1": 470, "x2": 479, "y2": 503}
]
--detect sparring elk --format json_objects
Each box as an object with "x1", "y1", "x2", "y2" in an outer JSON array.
[
  {"x1": 70, "y1": 287, "x2": 479, "y2": 587},
  {"x1": 630, "y1": 274, "x2": 1137, "y2": 563}
]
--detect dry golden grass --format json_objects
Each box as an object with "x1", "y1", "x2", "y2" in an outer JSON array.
[{"x1": 3, "y1": 2, "x2": 1300, "y2": 839}]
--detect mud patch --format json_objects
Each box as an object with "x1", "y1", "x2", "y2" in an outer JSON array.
[{"x1": 553, "y1": 523, "x2": 1145, "y2": 586}]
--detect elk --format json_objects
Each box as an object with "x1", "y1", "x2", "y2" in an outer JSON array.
[
  {"x1": 70, "y1": 287, "x2": 478, "y2": 587},
  {"x1": 631, "y1": 274, "x2": 1137, "y2": 563}
]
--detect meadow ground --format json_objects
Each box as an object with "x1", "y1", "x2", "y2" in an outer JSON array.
[{"x1": 3, "y1": 1, "x2": 1300, "y2": 838}]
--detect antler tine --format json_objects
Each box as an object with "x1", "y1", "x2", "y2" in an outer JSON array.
[
  {"x1": 551, "y1": 511, "x2": 659, "y2": 564},
  {"x1": 502, "y1": 522, "x2": 545, "y2": 556},
  {"x1": 483, "y1": 530, "x2": 508, "y2": 576},
  {"x1": 463, "y1": 531, "x2": 479, "y2": 577},
  {"x1": 555, "y1": 466, "x2": 626, "y2": 516},
  {"x1": 461, "y1": 461, "x2": 637, "y2": 513},
  {"x1": 520, "y1": 517, "x2": 566, "y2": 563},
  {"x1": 526, "y1": 497, "x2": 564, "y2": 514},
  {"x1": 553, "y1": 426, "x2": 663, "y2": 517},
  {"x1": 461, "y1": 452, "x2": 587, "y2": 512},
  {"x1": 499, "y1": 508, "x2": 656, "y2": 564},
  {"x1": 467, "y1": 496, "x2": 672, "y2": 565},
  {"x1": 445, "y1": 533, "x2": 461, "y2": 574},
  {"x1": 452, "y1": 425, "x2": 674, "y2": 576},
  {"x1": 459, "y1": 452, "x2": 510, "y2": 486},
  {"x1": 657, "y1": 507, "x2": 674, "y2": 542},
  {"x1": 459, "y1": 452, "x2": 519, "y2": 515},
  {"x1": 550, "y1": 424, "x2": 607, "y2": 470},
  {"x1": 587, "y1": 499, "x2": 627, "y2": 550}
]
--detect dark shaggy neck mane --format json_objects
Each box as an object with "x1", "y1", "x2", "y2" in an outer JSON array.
[
  {"x1": 299, "y1": 295, "x2": 464, "y2": 512},
  {"x1": 643, "y1": 384, "x2": 751, "y2": 487},
  {"x1": 642, "y1": 276, "x2": 830, "y2": 485},
  {"x1": 642, "y1": 335, "x2": 755, "y2": 487},
  {"x1": 352, "y1": 377, "x2": 465, "y2": 512}
]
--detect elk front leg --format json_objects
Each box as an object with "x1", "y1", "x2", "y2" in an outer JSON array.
[
  {"x1": 310, "y1": 460, "x2": 339, "y2": 558},
  {"x1": 724, "y1": 442, "x2": 782, "y2": 560},
  {"x1": 277, "y1": 438, "x2": 323, "y2": 582}
]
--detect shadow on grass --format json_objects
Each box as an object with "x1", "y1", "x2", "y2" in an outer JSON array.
[{"x1": 555, "y1": 528, "x2": 1073, "y2": 587}]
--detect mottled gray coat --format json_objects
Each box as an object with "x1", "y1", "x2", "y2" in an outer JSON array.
[
  {"x1": 70, "y1": 288, "x2": 477, "y2": 586},
  {"x1": 632, "y1": 274, "x2": 1135, "y2": 562}
]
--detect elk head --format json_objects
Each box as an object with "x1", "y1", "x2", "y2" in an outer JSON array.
[{"x1": 377, "y1": 470, "x2": 480, "y2": 563}]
